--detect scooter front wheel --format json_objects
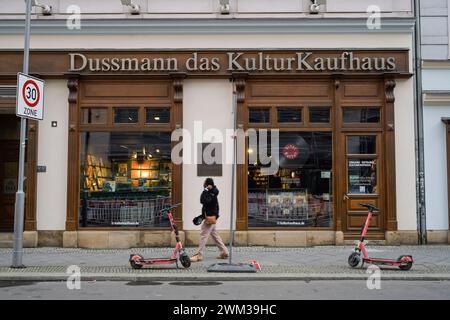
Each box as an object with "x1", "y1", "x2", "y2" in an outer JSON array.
[
  {"x1": 348, "y1": 252, "x2": 361, "y2": 268},
  {"x1": 179, "y1": 253, "x2": 191, "y2": 268},
  {"x1": 129, "y1": 254, "x2": 144, "y2": 269}
]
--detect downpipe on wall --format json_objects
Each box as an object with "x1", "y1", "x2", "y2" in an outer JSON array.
[{"x1": 413, "y1": 0, "x2": 427, "y2": 244}]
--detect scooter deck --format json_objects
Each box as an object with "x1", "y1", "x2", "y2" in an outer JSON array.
[
  {"x1": 136, "y1": 258, "x2": 177, "y2": 263},
  {"x1": 363, "y1": 258, "x2": 406, "y2": 266}
]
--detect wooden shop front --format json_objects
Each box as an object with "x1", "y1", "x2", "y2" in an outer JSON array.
[{"x1": 0, "y1": 49, "x2": 411, "y2": 242}]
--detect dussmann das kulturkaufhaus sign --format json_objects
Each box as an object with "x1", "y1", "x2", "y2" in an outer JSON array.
[{"x1": 0, "y1": 50, "x2": 410, "y2": 76}]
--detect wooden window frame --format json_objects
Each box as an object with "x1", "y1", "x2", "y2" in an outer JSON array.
[
  {"x1": 345, "y1": 133, "x2": 381, "y2": 197},
  {"x1": 307, "y1": 105, "x2": 333, "y2": 127},
  {"x1": 66, "y1": 78, "x2": 184, "y2": 231},
  {"x1": 240, "y1": 79, "x2": 335, "y2": 231},
  {"x1": 341, "y1": 105, "x2": 383, "y2": 128},
  {"x1": 235, "y1": 77, "x2": 398, "y2": 237}
]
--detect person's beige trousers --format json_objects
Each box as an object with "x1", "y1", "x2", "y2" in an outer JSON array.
[{"x1": 196, "y1": 221, "x2": 229, "y2": 259}]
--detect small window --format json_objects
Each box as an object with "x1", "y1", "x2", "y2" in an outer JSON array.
[
  {"x1": 146, "y1": 108, "x2": 170, "y2": 124},
  {"x1": 309, "y1": 107, "x2": 331, "y2": 123},
  {"x1": 343, "y1": 107, "x2": 380, "y2": 123},
  {"x1": 249, "y1": 108, "x2": 270, "y2": 124},
  {"x1": 347, "y1": 136, "x2": 377, "y2": 154},
  {"x1": 277, "y1": 107, "x2": 302, "y2": 123},
  {"x1": 114, "y1": 107, "x2": 139, "y2": 124},
  {"x1": 81, "y1": 108, "x2": 107, "y2": 125}
]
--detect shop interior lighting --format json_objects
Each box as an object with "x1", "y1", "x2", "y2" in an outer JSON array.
[
  {"x1": 120, "y1": 0, "x2": 140, "y2": 15},
  {"x1": 31, "y1": 0, "x2": 52, "y2": 15}
]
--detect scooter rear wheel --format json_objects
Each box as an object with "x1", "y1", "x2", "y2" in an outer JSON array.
[
  {"x1": 179, "y1": 253, "x2": 191, "y2": 268},
  {"x1": 398, "y1": 255, "x2": 413, "y2": 271},
  {"x1": 348, "y1": 252, "x2": 361, "y2": 268},
  {"x1": 130, "y1": 260, "x2": 143, "y2": 269}
]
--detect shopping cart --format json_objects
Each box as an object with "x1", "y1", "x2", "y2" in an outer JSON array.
[{"x1": 84, "y1": 196, "x2": 172, "y2": 227}]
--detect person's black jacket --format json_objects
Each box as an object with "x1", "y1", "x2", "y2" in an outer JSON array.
[{"x1": 200, "y1": 185, "x2": 219, "y2": 218}]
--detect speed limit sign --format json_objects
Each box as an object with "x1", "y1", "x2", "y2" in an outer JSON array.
[{"x1": 16, "y1": 72, "x2": 44, "y2": 120}]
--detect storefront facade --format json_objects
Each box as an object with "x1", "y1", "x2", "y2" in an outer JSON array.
[{"x1": 0, "y1": 0, "x2": 429, "y2": 247}]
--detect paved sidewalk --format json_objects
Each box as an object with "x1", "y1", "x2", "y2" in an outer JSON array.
[{"x1": 0, "y1": 245, "x2": 449, "y2": 281}]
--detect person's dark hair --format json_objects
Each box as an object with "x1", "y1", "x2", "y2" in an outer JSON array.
[{"x1": 204, "y1": 177, "x2": 214, "y2": 187}]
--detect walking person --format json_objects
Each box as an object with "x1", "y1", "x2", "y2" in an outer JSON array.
[{"x1": 191, "y1": 178, "x2": 229, "y2": 262}]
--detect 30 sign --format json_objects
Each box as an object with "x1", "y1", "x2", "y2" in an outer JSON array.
[{"x1": 16, "y1": 73, "x2": 44, "y2": 120}]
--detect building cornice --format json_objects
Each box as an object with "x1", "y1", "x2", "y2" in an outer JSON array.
[
  {"x1": 0, "y1": 18, "x2": 415, "y2": 35},
  {"x1": 423, "y1": 90, "x2": 450, "y2": 106},
  {"x1": 422, "y1": 60, "x2": 450, "y2": 70}
]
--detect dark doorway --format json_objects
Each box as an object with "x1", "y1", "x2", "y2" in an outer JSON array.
[{"x1": 0, "y1": 114, "x2": 20, "y2": 231}]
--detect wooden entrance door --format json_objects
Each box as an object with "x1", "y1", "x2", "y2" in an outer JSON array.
[
  {"x1": 340, "y1": 133, "x2": 385, "y2": 239},
  {"x1": 0, "y1": 142, "x2": 19, "y2": 231},
  {"x1": 0, "y1": 115, "x2": 20, "y2": 231}
]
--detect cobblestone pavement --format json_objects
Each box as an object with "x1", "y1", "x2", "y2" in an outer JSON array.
[{"x1": 0, "y1": 245, "x2": 449, "y2": 280}]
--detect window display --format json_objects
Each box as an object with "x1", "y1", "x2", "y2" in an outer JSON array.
[
  {"x1": 79, "y1": 132, "x2": 172, "y2": 228},
  {"x1": 248, "y1": 132, "x2": 333, "y2": 228}
]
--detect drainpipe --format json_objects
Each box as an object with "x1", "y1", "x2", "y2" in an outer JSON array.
[{"x1": 413, "y1": 0, "x2": 427, "y2": 244}]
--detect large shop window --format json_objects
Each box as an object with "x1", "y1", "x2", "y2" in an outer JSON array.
[
  {"x1": 79, "y1": 132, "x2": 172, "y2": 228},
  {"x1": 248, "y1": 132, "x2": 333, "y2": 228}
]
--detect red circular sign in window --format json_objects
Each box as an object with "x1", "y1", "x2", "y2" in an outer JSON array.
[{"x1": 282, "y1": 144, "x2": 299, "y2": 160}]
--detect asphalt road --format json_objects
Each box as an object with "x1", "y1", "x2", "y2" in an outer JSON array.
[{"x1": 0, "y1": 280, "x2": 449, "y2": 300}]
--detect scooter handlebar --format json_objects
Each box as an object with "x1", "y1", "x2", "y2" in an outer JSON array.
[
  {"x1": 359, "y1": 203, "x2": 379, "y2": 213},
  {"x1": 159, "y1": 203, "x2": 182, "y2": 213}
]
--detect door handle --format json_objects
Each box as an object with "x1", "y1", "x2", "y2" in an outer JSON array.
[{"x1": 343, "y1": 194, "x2": 349, "y2": 201}]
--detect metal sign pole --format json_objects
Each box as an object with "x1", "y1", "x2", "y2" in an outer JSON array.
[
  {"x1": 227, "y1": 88, "x2": 237, "y2": 265},
  {"x1": 12, "y1": 0, "x2": 32, "y2": 268},
  {"x1": 207, "y1": 81, "x2": 256, "y2": 273}
]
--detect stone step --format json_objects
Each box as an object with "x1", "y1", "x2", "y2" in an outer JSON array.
[
  {"x1": 0, "y1": 240, "x2": 13, "y2": 248},
  {"x1": 0, "y1": 233, "x2": 13, "y2": 241},
  {"x1": 344, "y1": 239, "x2": 386, "y2": 246}
]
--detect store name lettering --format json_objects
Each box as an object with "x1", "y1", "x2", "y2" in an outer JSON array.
[{"x1": 69, "y1": 51, "x2": 397, "y2": 73}]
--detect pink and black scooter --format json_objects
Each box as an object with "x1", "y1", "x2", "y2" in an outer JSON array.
[
  {"x1": 348, "y1": 203, "x2": 413, "y2": 270},
  {"x1": 129, "y1": 203, "x2": 191, "y2": 269}
]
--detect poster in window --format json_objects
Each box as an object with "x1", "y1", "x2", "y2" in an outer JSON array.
[
  {"x1": 118, "y1": 163, "x2": 128, "y2": 176},
  {"x1": 348, "y1": 159, "x2": 377, "y2": 194},
  {"x1": 267, "y1": 194, "x2": 281, "y2": 207}
]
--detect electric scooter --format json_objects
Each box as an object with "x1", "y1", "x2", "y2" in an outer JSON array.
[
  {"x1": 129, "y1": 203, "x2": 191, "y2": 269},
  {"x1": 348, "y1": 203, "x2": 413, "y2": 270}
]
